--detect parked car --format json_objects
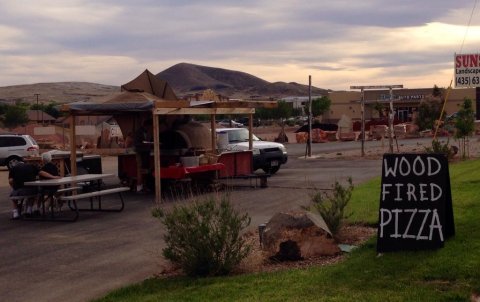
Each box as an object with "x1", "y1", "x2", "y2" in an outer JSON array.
[
  {"x1": 0, "y1": 134, "x2": 39, "y2": 169},
  {"x1": 237, "y1": 117, "x2": 261, "y2": 127},
  {"x1": 218, "y1": 119, "x2": 244, "y2": 128},
  {"x1": 216, "y1": 128, "x2": 288, "y2": 174}
]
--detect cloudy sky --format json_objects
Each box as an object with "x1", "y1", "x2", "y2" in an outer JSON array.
[{"x1": 1, "y1": 0, "x2": 479, "y2": 90}]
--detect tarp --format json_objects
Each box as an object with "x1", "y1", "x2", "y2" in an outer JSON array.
[
  {"x1": 121, "y1": 69, "x2": 178, "y2": 101},
  {"x1": 66, "y1": 91, "x2": 163, "y2": 114}
]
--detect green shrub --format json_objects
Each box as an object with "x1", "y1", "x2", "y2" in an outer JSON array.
[
  {"x1": 424, "y1": 139, "x2": 454, "y2": 160},
  {"x1": 152, "y1": 195, "x2": 252, "y2": 277},
  {"x1": 308, "y1": 178, "x2": 354, "y2": 236}
]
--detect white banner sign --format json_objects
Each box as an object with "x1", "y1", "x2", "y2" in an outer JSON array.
[
  {"x1": 109, "y1": 125, "x2": 122, "y2": 137},
  {"x1": 455, "y1": 53, "x2": 480, "y2": 87}
]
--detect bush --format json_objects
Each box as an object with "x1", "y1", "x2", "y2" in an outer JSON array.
[
  {"x1": 152, "y1": 195, "x2": 252, "y2": 277},
  {"x1": 308, "y1": 178, "x2": 354, "y2": 235},
  {"x1": 424, "y1": 139, "x2": 455, "y2": 160}
]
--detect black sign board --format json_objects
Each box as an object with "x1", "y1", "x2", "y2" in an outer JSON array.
[{"x1": 377, "y1": 153, "x2": 455, "y2": 253}]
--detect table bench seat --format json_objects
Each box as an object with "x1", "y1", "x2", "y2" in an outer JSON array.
[
  {"x1": 10, "y1": 194, "x2": 38, "y2": 201},
  {"x1": 60, "y1": 187, "x2": 130, "y2": 201},
  {"x1": 60, "y1": 186, "x2": 129, "y2": 213}
]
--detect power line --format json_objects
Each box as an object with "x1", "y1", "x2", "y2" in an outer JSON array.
[{"x1": 459, "y1": 0, "x2": 478, "y2": 53}]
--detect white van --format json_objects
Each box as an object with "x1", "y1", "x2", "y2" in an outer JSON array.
[{"x1": 0, "y1": 134, "x2": 39, "y2": 169}]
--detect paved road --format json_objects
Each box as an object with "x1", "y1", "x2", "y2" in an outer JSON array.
[{"x1": 0, "y1": 142, "x2": 386, "y2": 302}]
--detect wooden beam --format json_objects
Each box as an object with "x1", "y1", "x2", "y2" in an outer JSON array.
[
  {"x1": 154, "y1": 100, "x2": 190, "y2": 108},
  {"x1": 153, "y1": 100, "x2": 277, "y2": 109},
  {"x1": 213, "y1": 101, "x2": 277, "y2": 109},
  {"x1": 153, "y1": 113, "x2": 161, "y2": 204},
  {"x1": 210, "y1": 114, "x2": 216, "y2": 153},
  {"x1": 248, "y1": 113, "x2": 253, "y2": 150},
  {"x1": 154, "y1": 108, "x2": 255, "y2": 115}
]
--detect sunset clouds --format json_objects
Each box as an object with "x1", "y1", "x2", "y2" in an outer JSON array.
[{"x1": 1, "y1": 0, "x2": 479, "y2": 90}]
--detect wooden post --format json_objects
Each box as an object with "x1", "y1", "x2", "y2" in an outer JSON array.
[
  {"x1": 388, "y1": 87, "x2": 394, "y2": 153},
  {"x1": 69, "y1": 115, "x2": 77, "y2": 176},
  {"x1": 360, "y1": 88, "x2": 365, "y2": 157},
  {"x1": 153, "y1": 113, "x2": 161, "y2": 204},
  {"x1": 350, "y1": 85, "x2": 403, "y2": 157},
  {"x1": 307, "y1": 75, "x2": 312, "y2": 157},
  {"x1": 248, "y1": 113, "x2": 253, "y2": 150},
  {"x1": 211, "y1": 114, "x2": 217, "y2": 153}
]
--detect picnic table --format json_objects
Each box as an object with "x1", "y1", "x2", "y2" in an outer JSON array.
[{"x1": 23, "y1": 174, "x2": 129, "y2": 222}]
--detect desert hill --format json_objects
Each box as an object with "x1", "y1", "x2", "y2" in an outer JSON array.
[
  {"x1": 158, "y1": 62, "x2": 328, "y2": 98},
  {"x1": 0, "y1": 63, "x2": 328, "y2": 103},
  {"x1": 0, "y1": 82, "x2": 119, "y2": 104}
]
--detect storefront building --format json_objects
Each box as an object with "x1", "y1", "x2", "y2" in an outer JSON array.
[{"x1": 324, "y1": 87, "x2": 477, "y2": 123}]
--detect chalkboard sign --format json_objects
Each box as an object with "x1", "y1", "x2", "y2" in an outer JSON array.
[{"x1": 377, "y1": 153, "x2": 454, "y2": 253}]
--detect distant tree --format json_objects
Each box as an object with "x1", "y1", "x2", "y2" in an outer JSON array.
[
  {"x1": 372, "y1": 101, "x2": 385, "y2": 118},
  {"x1": 305, "y1": 96, "x2": 331, "y2": 118},
  {"x1": 415, "y1": 99, "x2": 443, "y2": 131},
  {"x1": 30, "y1": 101, "x2": 61, "y2": 119},
  {"x1": 0, "y1": 103, "x2": 8, "y2": 116},
  {"x1": 44, "y1": 102, "x2": 61, "y2": 119},
  {"x1": 254, "y1": 100, "x2": 293, "y2": 121},
  {"x1": 3, "y1": 105, "x2": 29, "y2": 129},
  {"x1": 275, "y1": 100, "x2": 292, "y2": 120},
  {"x1": 454, "y1": 98, "x2": 475, "y2": 159},
  {"x1": 291, "y1": 107, "x2": 303, "y2": 117},
  {"x1": 432, "y1": 85, "x2": 443, "y2": 98},
  {"x1": 30, "y1": 103, "x2": 44, "y2": 111},
  {"x1": 254, "y1": 108, "x2": 271, "y2": 120}
]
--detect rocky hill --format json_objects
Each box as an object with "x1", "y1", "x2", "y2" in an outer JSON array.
[
  {"x1": 0, "y1": 63, "x2": 328, "y2": 103},
  {"x1": 158, "y1": 62, "x2": 328, "y2": 98},
  {"x1": 0, "y1": 82, "x2": 119, "y2": 104}
]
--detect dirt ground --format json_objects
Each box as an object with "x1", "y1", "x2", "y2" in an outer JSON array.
[
  {"x1": 3, "y1": 124, "x2": 479, "y2": 301},
  {"x1": 251, "y1": 124, "x2": 480, "y2": 160}
]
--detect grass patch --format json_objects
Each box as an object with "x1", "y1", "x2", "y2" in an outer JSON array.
[{"x1": 96, "y1": 159, "x2": 480, "y2": 302}]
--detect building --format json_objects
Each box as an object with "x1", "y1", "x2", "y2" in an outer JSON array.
[{"x1": 323, "y1": 87, "x2": 477, "y2": 123}]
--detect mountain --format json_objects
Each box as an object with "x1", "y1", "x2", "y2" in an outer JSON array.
[
  {"x1": 0, "y1": 82, "x2": 119, "y2": 104},
  {"x1": 157, "y1": 63, "x2": 328, "y2": 98},
  {"x1": 0, "y1": 63, "x2": 328, "y2": 104}
]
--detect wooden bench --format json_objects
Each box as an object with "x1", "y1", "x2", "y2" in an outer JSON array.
[{"x1": 60, "y1": 186, "x2": 130, "y2": 213}]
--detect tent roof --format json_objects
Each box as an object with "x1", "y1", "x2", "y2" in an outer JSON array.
[
  {"x1": 121, "y1": 69, "x2": 178, "y2": 101},
  {"x1": 62, "y1": 91, "x2": 165, "y2": 115}
]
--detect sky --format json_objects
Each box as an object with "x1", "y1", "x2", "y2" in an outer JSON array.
[{"x1": 1, "y1": 0, "x2": 480, "y2": 91}]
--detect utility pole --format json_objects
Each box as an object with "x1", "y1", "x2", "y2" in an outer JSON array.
[
  {"x1": 388, "y1": 87, "x2": 394, "y2": 153},
  {"x1": 350, "y1": 85, "x2": 403, "y2": 156},
  {"x1": 308, "y1": 75, "x2": 312, "y2": 157},
  {"x1": 34, "y1": 94, "x2": 40, "y2": 123}
]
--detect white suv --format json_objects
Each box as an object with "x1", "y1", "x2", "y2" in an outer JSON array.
[
  {"x1": 216, "y1": 128, "x2": 288, "y2": 174},
  {"x1": 0, "y1": 134, "x2": 39, "y2": 169}
]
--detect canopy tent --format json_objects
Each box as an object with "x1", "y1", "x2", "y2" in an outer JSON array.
[
  {"x1": 62, "y1": 91, "x2": 168, "y2": 151},
  {"x1": 61, "y1": 70, "x2": 277, "y2": 203},
  {"x1": 121, "y1": 69, "x2": 178, "y2": 101}
]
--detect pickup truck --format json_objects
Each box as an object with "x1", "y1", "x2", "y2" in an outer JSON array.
[{"x1": 216, "y1": 128, "x2": 288, "y2": 174}]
